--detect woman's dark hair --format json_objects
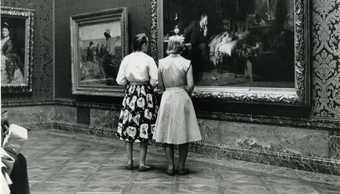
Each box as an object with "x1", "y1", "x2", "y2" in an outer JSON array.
[{"x1": 133, "y1": 33, "x2": 148, "y2": 51}]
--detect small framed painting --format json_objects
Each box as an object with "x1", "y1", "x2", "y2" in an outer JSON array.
[
  {"x1": 1, "y1": 6, "x2": 34, "y2": 94},
  {"x1": 70, "y1": 8, "x2": 128, "y2": 96}
]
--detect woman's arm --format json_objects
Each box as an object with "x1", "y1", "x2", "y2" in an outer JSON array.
[
  {"x1": 116, "y1": 57, "x2": 128, "y2": 85},
  {"x1": 157, "y1": 67, "x2": 165, "y2": 92},
  {"x1": 149, "y1": 58, "x2": 158, "y2": 87},
  {"x1": 185, "y1": 64, "x2": 194, "y2": 95}
]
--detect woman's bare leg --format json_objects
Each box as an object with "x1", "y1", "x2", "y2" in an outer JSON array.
[
  {"x1": 139, "y1": 141, "x2": 148, "y2": 167},
  {"x1": 165, "y1": 144, "x2": 175, "y2": 171},
  {"x1": 126, "y1": 142, "x2": 133, "y2": 168},
  {"x1": 178, "y1": 143, "x2": 189, "y2": 171}
]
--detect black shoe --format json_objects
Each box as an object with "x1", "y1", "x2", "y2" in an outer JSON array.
[
  {"x1": 125, "y1": 161, "x2": 134, "y2": 170},
  {"x1": 138, "y1": 165, "x2": 151, "y2": 172},
  {"x1": 166, "y1": 168, "x2": 175, "y2": 176},
  {"x1": 177, "y1": 168, "x2": 189, "y2": 175}
]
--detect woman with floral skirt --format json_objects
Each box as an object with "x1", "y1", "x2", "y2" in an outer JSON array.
[{"x1": 115, "y1": 33, "x2": 158, "y2": 171}]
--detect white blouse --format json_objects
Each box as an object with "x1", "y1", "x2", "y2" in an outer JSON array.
[{"x1": 116, "y1": 52, "x2": 158, "y2": 86}]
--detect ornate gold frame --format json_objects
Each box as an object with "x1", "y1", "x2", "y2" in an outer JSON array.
[
  {"x1": 150, "y1": 0, "x2": 310, "y2": 106},
  {"x1": 1, "y1": 6, "x2": 34, "y2": 94}
]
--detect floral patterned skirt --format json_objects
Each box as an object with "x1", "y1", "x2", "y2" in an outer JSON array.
[{"x1": 116, "y1": 83, "x2": 158, "y2": 143}]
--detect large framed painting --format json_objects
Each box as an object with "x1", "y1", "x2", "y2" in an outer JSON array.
[
  {"x1": 1, "y1": 6, "x2": 34, "y2": 94},
  {"x1": 70, "y1": 8, "x2": 128, "y2": 96},
  {"x1": 151, "y1": 0, "x2": 310, "y2": 106}
]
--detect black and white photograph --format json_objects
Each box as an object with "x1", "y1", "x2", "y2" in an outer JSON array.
[{"x1": 1, "y1": 0, "x2": 340, "y2": 194}]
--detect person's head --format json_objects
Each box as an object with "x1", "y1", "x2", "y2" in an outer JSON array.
[
  {"x1": 1, "y1": 22, "x2": 10, "y2": 38},
  {"x1": 133, "y1": 33, "x2": 148, "y2": 52},
  {"x1": 166, "y1": 35, "x2": 184, "y2": 55},
  {"x1": 104, "y1": 29, "x2": 111, "y2": 39}
]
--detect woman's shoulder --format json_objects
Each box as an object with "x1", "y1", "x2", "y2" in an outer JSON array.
[
  {"x1": 179, "y1": 55, "x2": 190, "y2": 63},
  {"x1": 138, "y1": 52, "x2": 153, "y2": 59},
  {"x1": 179, "y1": 56, "x2": 191, "y2": 71},
  {"x1": 135, "y1": 52, "x2": 155, "y2": 64},
  {"x1": 160, "y1": 55, "x2": 190, "y2": 63},
  {"x1": 2, "y1": 38, "x2": 12, "y2": 47},
  {"x1": 159, "y1": 56, "x2": 168, "y2": 63}
]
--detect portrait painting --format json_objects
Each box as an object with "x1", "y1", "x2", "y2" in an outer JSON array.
[
  {"x1": 153, "y1": 0, "x2": 310, "y2": 106},
  {"x1": 1, "y1": 6, "x2": 34, "y2": 93},
  {"x1": 70, "y1": 8, "x2": 128, "y2": 96}
]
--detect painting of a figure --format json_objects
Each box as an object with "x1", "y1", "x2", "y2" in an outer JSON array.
[
  {"x1": 78, "y1": 21, "x2": 122, "y2": 86},
  {"x1": 1, "y1": 18, "x2": 26, "y2": 86},
  {"x1": 163, "y1": 0, "x2": 294, "y2": 88}
]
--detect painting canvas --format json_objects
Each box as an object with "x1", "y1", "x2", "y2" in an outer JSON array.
[
  {"x1": 152, "y1": 0, "x2": 310, "y2": 105},
  {"x1": 78, "y1": 21, "x2": 122, "y2": 86},
  {"x1": 162, "y1": 0, "x2": 295, "y2": 88},
  {"x1": 1, "y1": 6, "x2": 34, "y2": 93},
  {"x1": 70, "y1": 8, "x2": 128, "y2": 96}
]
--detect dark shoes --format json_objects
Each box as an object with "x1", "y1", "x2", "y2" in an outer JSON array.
[
  {"x1": 177, "y1": 168, "x2": 189, "y2": 175},
  {"x1": 166, "y1": 168, "x2": 175, "y2": 176},
  {"x1": 125, "y1": 162, "x2": 134, "y2": 170},
  {"x1": 138, "y1": 165, "x2": 151, "y2": 172},
  {"x1": 165, "y1": 168, "x2": 189, "y2": 176}
]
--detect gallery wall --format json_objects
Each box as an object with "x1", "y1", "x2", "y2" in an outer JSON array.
[
  {"x1": 311, "y1": 0, "x2": 340, "y2": 120},
  {"x1": 1, "y1": 0, "x2": 54, "y2": 102},
  {"x1": 52, "y1": 0, "x2": 340, "y2": 122},
  {"x1": 2, "y1": 1, "x2": 339, "y2": 121}
]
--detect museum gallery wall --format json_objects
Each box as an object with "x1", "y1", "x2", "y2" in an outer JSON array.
[{"x1": 2, "y1": 0, "x2": 338, "y2": 120}]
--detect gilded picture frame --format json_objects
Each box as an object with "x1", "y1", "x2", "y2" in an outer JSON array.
[
  {"x1": 151, "y1": 0, "x2": 310, "y2": 106},
  {"x1": 1, "y1": 6, "x2": 34, "y2": 94},
  {"x1": 70, "y1": 8, "x2": 128, "y2": 96}
]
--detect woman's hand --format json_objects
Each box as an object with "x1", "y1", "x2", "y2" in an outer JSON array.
[
  {"x1": 153, "y1": 86, "x2": 163, "y2": 94},
  {"x1": 185, "y1": 65, "x2": 194, "y2": 95},
  {"x1": 184, "y1": 86, "x2": 193, "y2": 96}
]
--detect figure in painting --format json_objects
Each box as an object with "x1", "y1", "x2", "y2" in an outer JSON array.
[
  {"x1": 184, "y1": 12, "x2": 209, "y2": 82},
  {"x1": 86, "y1": 41, "x2": 95, "y2": 61},
  {"x1": 80, "y1": 41, "x2": 105, "y2": 81},
  {"x1": 98, "y1": 29, "x2": 118, "y2": 84},
  {"x1": 164, "y1": 0, "x2": 294, "y2": 87},
  {"x1": 1, "y1": 22, "x2": 24, "y2": 85}
]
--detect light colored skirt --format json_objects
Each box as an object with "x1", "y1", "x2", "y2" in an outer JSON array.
[{"x1": 154, "y1": 87, "x2": 202, "y2": 144}]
